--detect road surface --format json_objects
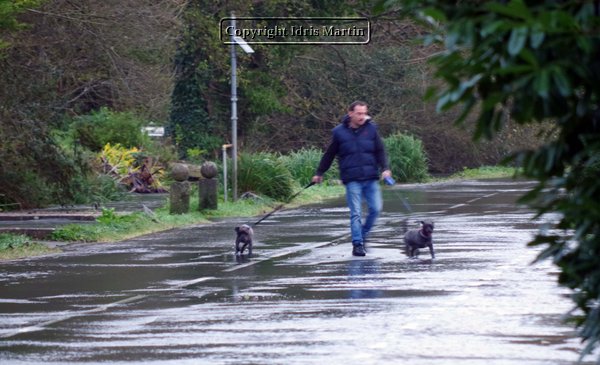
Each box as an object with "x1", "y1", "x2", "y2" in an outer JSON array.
[{"x1": 0, "y1": 179, "x2": 594, "y2": 364}]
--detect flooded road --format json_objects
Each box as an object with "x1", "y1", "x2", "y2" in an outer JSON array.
[{"x1": 0, "y1": 180, "x2": 593, "y2": 364}]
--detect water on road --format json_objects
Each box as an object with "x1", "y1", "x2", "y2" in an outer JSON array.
[{"x1": 0, "y1": 180, "x2": 594, "y2": 364}]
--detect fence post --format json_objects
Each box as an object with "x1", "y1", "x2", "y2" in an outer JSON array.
[
  {"x1": 199, "y1": 161, "x2": 218, "y2": 210},
  {"x1": 169, "y1": 163, "x2": 190, "y2": 214}
]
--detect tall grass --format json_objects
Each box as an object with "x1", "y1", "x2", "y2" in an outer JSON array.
[
  {"x1": 279, "y1": 147, "x2": 338, "y2": 186},
  {"x1": 384, "y1": 133, "x2": 430, "y2": 182},
  {"x1": 237, "y1": 152, "x2": 296, "y2": 201}
]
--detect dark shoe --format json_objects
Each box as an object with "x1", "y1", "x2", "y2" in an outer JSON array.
[{"x1": 352, "y1": 245, "x2": 366, "y2": 256}]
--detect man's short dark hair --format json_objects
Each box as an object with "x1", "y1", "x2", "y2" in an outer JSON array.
[{"x1": 348, "y1": 100, "x2": 368, "y2": 111}]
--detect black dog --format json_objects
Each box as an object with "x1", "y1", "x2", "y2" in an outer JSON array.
[
  {"x1": 234, "y1": 224, "x2": 254, "y2": 256},
  {"x1": 404, "y1": 220, "x2": 435, "y2": 259}
]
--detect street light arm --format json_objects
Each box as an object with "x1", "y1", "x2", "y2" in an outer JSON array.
[{"x1": 233, "y1": 36, "x2": 254, "y2": 54}]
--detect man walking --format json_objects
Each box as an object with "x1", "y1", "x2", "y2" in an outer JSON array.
[{"x1": 312, "y1": 101, "x2": 392, "y2": 256}]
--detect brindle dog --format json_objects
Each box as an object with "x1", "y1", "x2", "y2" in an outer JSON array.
[{"x1": 234, "y1": 224, "x2": 254, "y2": 256}]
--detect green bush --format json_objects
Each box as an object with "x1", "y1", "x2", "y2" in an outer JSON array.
[
  {"x1": 0, "y1": 170, "x2": 56, "y2": 208},
  {"x1": 50, "y1": 224, "x2": 97, "y2": 242},
  {"x1": 0, "y1": 233, "x2": 31, "y2": 250},
  {"x1": 70, "y1": 174, "x2": 126, "y2": 205},
  {"x1": 384, "y1": 133, "x2": 430, "y2": 183},
  {"x1": 279, "y1": 148, "x2": 338, "y2": 186},
  {"x1": 238, "y1": 152, "x2": 296, "y2": 201},
  {"x1": 71, "y1": 107, "x2": 150, "y2": 151}
]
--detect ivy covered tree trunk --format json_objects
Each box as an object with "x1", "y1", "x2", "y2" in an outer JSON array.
[{"x1": 168, "y1": 1, "x2": 225, "y2": 159}]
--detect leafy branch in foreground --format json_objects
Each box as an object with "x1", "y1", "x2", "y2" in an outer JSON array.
[{"x1": 384, "y1": 0, "x2": 600, "y2": 360}]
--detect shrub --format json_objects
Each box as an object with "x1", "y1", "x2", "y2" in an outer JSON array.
[
  {"x1": 71, "y1": 107, "x2": 150, "y2": 151},
  {"x1": 0, "y1": 170, "x2": 55, "y2": 208},
  {"x1": 279, "y1": 148, "x2": 338, "y2": 186},
  {"x1": 99, "y1": 143, "x2": 166, "y2": 193},
  {"x1": 69, "y1": 173, "x2": 126, "y2": 205},
  {"x1": 384, "y1": 133, "x2": 430, "y2": 183},
  {"x1": 0, "y1": 234, "x2": 31, "y2": 250},
  {"x1": 50, "y1": 224, "x2": 98, "y2": 242},
  {"x1": 237, "y1": 152, "x2": 296, "y2": 201}
]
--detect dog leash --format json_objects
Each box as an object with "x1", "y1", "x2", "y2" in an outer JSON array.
[
  {"x1": 387, "y1": 187, "x2": 413, "y2": 213},
  {"x1": 252, "y1": 181, "x2": 315, "y2": 226}
]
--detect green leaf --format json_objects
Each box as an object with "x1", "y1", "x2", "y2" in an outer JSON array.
[
  {"x1": 481, "y1": 92, "x2": 506, "y2": 111},
  {"x1": 576, "y1": 36, "x2": 593, "y2": 54},
  {"x1": 423, "y1": 86, "x2": 438, "y2": 101},
  {"x1": 435, "y1": 92, "x2": 452, "y2": 112},
  {"x1": 449, "y1": 74, "x2": 482, "y2": 102},
  {"x1": 508, "y1": 26, "x2": 528, "y2": 56},
  {"x1": 481, "y1": 20, "x2": 504, "y2": 37},
  {"x1": 372, "y1": 0, "x2": 386, "y2": 15},
  {"x1": 455, "y1": 96, "x2": 476, "y2": 125},
  {"x1": 495, "y1": 64, "x2": 534, "y2": 75},
  {"x1": 445, "y1": 25, "x2": 461, "y2": 50},
  {"x1": 422, "y1": 7, "x2": 446, "y2": 22},
  {"x1": 529, "y1": 28, "x2": 545, "y2": 49},
  {"x1": 551, "y1": 68, "x2": 572, "y2": 97},
  {"x1": 533, "y1": 68, "x2": 550, "y2": 98},
  {"x1": 518, "y1": 48, "x2": 538, "y2": 68},
  {"x1": 486, "y1": 0, "x2": 532, "y2": 21}
]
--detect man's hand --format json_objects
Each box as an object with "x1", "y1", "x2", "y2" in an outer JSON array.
[
  {"x1": 311, "y1": 175, "x2": 323, "y2": 184},
  {"x1": 381, "y1": 170, "x2": 392, "y2": 179}
]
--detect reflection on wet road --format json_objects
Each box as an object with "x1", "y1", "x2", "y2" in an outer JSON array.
[{"x1": 0, "y1": 180, "x2": 594, "y2": 364}]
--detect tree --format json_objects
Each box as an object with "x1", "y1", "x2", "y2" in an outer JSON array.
[
  {"x1": 0, "y1": 0, "x2": 182, "y2": 208},
  {"x1": 382, "y1": 0, "x2": 600, "y2": 360},
  {"x1": 167, "y1": 0, "x2": 371, "y2": 159},
  {"x1": 168, "y1": 1, "x2": 212, "y2": 159},
  {"x1": 0, "y1": 0, "x2": 43, "y2": 52}
]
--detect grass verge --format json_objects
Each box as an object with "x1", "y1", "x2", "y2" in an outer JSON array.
[
  {"x1": 0, "y1": 184, "x2": 345, "y2": 260},
  {"x1": 445, "y1": 165, "x2": 520, "y2": 180},
  {"x1": 0, "y1": 234, "x2": 60, "y2": 261},
  {"x1": 0, "y1": 168, "x2": 517, "y2": 260}
]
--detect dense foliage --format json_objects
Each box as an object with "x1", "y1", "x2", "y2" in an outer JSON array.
[
  {"x1": 70, "y1": 108, "x2": 150, "y2": 152},
  {"x1": 167, "y1": 0, "x2": 352, "y2": 159},
  {"x1": 388, "y1": 0, "x2": 600, "y2": 359},
  {"x1": 0, "y1": 0, "x2": 43, "y2": 51},
  {"x1": 1, "y1": 0, "x2": 544, "y2": 209},
  {"x1": 384, "y1": 133, "x2": 429, "y2": 182},
  {"x1": 168, "y1": 0, "x2": 222, "y2": 158},
  {"x1": 0, "y1": 0, "x2": 181, "y2": 208},
  {"x1": 237, "y1": 152, "x2": 296, "y2": 202},
  {"x1": 280, "y1": 148, "x2": 338, "y2": 187}
]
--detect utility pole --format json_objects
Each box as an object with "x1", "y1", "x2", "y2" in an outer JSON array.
[{"x1": 229, "y1": 12, "x2": 254, "y2": 201}]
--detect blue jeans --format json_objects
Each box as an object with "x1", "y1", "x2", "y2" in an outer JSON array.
[{"x1": 345, "y1": 179, "x2": 382, "y2": 246}]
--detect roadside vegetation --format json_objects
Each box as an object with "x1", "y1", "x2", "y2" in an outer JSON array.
[
  {"x1": 1, "y1": 0, "x2": 545, "y2": 212},
  {"x1": 0, "y1": 234, "x2": 60, "y2": 261},
  {"x1": 0, "y1": 135, "x2": 426, "y2": 259},
  {"x1": 0, "y1": 130, "x2": 519, "y2": 261},
  {"x1": 1, "y1": 167, "x2": 516, "y2": 261},
  {"x1": 446, "y1": 166, "x2": 519, "y2": 181},
  {"x1": 0, "y1": 183, "x2": 346, "y2": 261}
]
